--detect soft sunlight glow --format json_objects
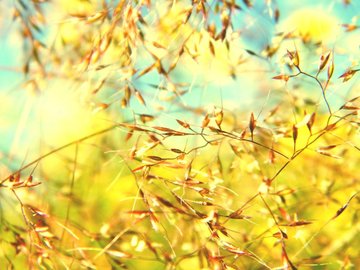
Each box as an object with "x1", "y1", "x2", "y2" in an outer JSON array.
[{"x1": 282, "y1": 8, "x2": 340, "y2": 43}]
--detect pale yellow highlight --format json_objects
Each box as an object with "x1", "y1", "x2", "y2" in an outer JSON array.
[
  {"x1": 59, "y1": 0, "x2": 95, "y2": 15},
  {"x1": 282, "y1": 8, "x2": 340, "y2": 43}
]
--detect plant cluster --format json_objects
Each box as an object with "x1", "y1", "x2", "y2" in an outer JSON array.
[{"x1": 0, "y1": 0, "x2": 359, "y2": 269}]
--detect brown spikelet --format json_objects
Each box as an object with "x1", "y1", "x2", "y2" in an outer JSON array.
[{"x1": 249, "y1": 112, "x2": 256, "y2": 140}]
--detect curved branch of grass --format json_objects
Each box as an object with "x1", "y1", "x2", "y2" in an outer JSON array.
[{"x1": 1, "y1": 124, "x2": 121, "y2": 185}]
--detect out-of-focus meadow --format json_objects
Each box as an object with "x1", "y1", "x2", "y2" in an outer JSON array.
[{"x1": 0, "y1": 0, "x2": 359, "y2": 269}]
